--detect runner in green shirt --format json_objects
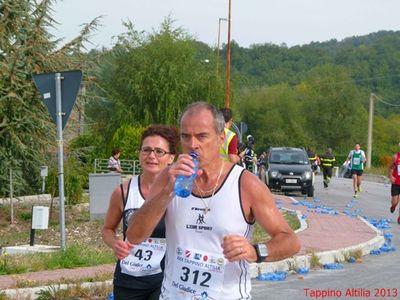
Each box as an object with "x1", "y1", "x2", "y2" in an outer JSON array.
[{"x1": 345, "y1": 143, "x2": 367, "y2": 198}]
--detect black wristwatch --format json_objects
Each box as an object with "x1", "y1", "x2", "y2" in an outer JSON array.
[{"x1": 253, "y1": 243, "x2": 269, "y2": 263}]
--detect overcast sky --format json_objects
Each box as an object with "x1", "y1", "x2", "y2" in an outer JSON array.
[{"x1": 51, "y1": 0, "x2": 400, "y2": 49}]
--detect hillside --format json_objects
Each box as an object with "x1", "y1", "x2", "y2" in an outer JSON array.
[{"x1": 217, "y1": 30, "x2": 400, "y2": 116}]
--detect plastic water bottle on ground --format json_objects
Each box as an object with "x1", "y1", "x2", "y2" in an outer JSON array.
[
  {"x1": 383, "y1": 232, "x2": 393, "y2": 247},
  {"x1": 174, "y1": 151, "x2": 199, "y2": 198},
  {"x1": 107, "y1": 292, "x2": 114, "y2": 300}
]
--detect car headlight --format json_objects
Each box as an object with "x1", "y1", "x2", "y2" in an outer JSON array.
[
  {"x1": 304, "y1": 171, "x2": 312, "y2": 179},
  {"x1": 270, "y1": 170, "x2": 279, "y2": 178}
]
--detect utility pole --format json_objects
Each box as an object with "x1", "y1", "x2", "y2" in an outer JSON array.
[
  {"x1": 216, "y1": 18, "x2": 227, "y2": 77},
  {"x1": 366, "y1": 93, "x2": 375, "y2": 169},
  {"x1": 225, "y1": 0, "x2": 232, "y2": 108}
]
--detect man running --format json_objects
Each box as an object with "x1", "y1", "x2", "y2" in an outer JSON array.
[
  {"x1": 345, "y1": 143, "x2": 367, "y2": 198},
  {"x1": 389, "y1": 143, "x2": 400, "y2": 224},
  {"x1": 320, "y1": 148, "x2": 336, "y2": 188}
]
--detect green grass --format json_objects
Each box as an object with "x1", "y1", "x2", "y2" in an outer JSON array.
[
  {"x1": 34, "y1": 283, "x2": 112, "y2": 300},
  {"x1": 0, "y1": 243, "x2": 115, "y2": 275},
  {"x1": 252, "y1": 211, "x2": 300, "y2": 244},
  {"x1": 306, "y1": 249, "x2": 322, "y2": 269},
  {"x1": 365, "y1": 166, "x2": 389, "y2": 176}
]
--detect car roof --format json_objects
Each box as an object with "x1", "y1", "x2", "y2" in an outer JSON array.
[{"x1": 269, "y1": 147, "x2": 305, "y2": 152}]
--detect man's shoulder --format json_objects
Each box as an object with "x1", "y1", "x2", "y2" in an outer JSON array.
[{"x1": 225, "y1": 127, "x2": 236, "y2": 136}]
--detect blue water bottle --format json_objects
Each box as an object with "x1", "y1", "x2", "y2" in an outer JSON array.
[{"x1": 174, "y1": 151, "x2": 199, "y2": 198}]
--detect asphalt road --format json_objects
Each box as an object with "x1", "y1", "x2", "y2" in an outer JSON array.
[{"x1": 251, "y1": 175, "x2": 400, "y2": 300}]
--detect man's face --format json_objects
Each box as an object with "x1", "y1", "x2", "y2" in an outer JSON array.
[
  {"x1": 355, "y1": 144, "x2": 360, "y2": 151},
  {"x1": 180, "y1": 109, "x2": 224, "y2": 166}
]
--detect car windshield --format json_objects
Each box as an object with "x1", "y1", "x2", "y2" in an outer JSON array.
[{"x1": 269, "y1": 150, "x2": 309, "y2": 165}]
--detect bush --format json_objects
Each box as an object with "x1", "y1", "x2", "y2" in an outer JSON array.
[
  {"x1": 45, "y1": 155, "x2": 87, "y2": 204},
  {"x1": 108, "y1": 124, "x2": 146, "y2": 160},
  {"x1": 379, "y1": 155, "x2": 392, "y2": 168}
]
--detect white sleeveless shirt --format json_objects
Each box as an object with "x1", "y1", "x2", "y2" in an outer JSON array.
[
  {"x1": 161, "y1": 164, "x2": 254, "y2": 300},
  {"x1": 119, "y1": 176, "x2": 167, "y2": 278}
]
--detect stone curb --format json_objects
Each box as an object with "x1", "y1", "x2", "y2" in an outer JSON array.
[
  {"x1": 0, "y1": 194, "x2": 53, "y2": 205},
  {"x1": 248, "y1": 207, "x2": 385, "y2": 278},
  {"x1": 2, "y1": 280, "x2": 113, "y2": 299}
]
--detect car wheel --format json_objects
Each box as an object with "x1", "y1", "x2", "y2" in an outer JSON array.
[{"x1": 307, "y1": 186, "x2": 314, "y2": 197}]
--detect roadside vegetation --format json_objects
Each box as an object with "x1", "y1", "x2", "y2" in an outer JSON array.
[
  {"x1": 0, "y1": 202, "x2": 299, "y2": 277},
  {"x1": 0, "y1": 202, "x2": 299, "y2": 299}
]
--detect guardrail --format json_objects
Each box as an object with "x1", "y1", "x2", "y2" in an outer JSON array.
[{"x1": 94, "y1": 159, "x2": 142, "y2": 175}]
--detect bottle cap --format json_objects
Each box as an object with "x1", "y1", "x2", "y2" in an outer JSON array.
[{"x1": 189, "y1": 151, "x2": 198, "y2": 159}]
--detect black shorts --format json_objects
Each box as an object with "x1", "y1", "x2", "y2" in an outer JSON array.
[
  {"x1": 391, "y1": 184, "x2": 400, "y2": 197},
  {"x1": 113, "y1": 285, "x2": 161, "y2": 300},
  {"x1": 351, "y1": 169, "x2": 363, "y2": 176}
]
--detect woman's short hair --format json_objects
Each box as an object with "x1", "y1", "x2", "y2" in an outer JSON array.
[{"x1": 140, "y1": 124, "x2": 180, "y2": 154}]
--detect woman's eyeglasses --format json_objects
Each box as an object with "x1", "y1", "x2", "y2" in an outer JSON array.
[{"x1": 140, "y1": 147, "x2": 171, "y2": 157}]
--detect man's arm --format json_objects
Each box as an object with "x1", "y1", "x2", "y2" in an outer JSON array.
[
  {"x1": 246, "y1": 173, "x2": 300, "y2": 261},
  {"x1": 126, "y1": 154, "x2": 197, "y2": 244},
  {"x1": 344, "y1": 150, "x2": 352, "y2": 165},
  {"x1": 389, "y1": 154, "x2": 396, "y2": 183},
  {"x1": 125, "y1": 167, "x2": 173, "y2": 244},
  {"x1": 228, "y1": 135, "x2": 240, "y2": 164},
  {"x1": 362, "y1": 150, "x2": 367, "y2": 163},
  {"x1": 222, "y1": 172, "x2": 300, "y2": 263}
]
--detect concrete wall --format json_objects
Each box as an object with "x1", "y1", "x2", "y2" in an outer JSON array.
[{"x1": 89, "y1": 173, "x2": 121, "y2": 220}]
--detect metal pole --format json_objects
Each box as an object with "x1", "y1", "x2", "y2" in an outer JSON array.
[
  {"x1": 55, "y1": 73, "x2": 66, "y2": 251},
  {"x1": 9, "y1": 168, "x2": 14, "y2": 224},
  {"x1": 225, "y1": 0, "x2": 232, "y2": 108},
  {"x1": 42, "y1": 176, "x2": 45, "y2": 194},
  {"x1": 30, "y1": 206, "x2": 35, "y2": 246},
  {"x1": 366, "y1": 93, "x2": 375, "y2": 169}
]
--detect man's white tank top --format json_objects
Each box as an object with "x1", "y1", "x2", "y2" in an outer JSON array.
[{"x1": 161, "y1": 164, "x2": 254, "y2": 300}]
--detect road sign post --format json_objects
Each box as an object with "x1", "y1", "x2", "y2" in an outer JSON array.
[
  {"x1": 33, "y1": 70, "x2": 82, "y2": 251},
  {"x1": 55, "y1": 73, "x2": 66, "y2": 251}
]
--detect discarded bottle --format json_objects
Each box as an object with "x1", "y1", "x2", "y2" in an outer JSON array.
[
  {"x1": 256, "y1": 271, "x2": 287, "y2": 281},
  {"x1": 323, "y1": 263, "x2": 344, "y2": 270},
  {"x1": 297, "y1": 267, "x2": 309, "y2": 274},
  {"x1": 174, "y1": 152, "x2": 199, "y2": 198},
  {"x1": 370, "y1": 249, "x2": 381, "y2": 255},
  {"x1": 383, "y1": 232, "x2": 393, "y2": 247},
  {"x1": 107, "y1": 292, "x2": 114, "y2": 300},
  {"x1": 348, "y1": 256, "x2": 356, "y2": 263}
]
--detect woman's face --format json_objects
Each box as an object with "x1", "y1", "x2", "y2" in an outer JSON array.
[{"x1": 139, "y1": 135, "x2": 175, "y2": 175}]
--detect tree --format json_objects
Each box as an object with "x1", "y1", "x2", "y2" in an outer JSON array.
[
  {"x1": 237, "y1": 84, "x2": 309, "y2": 153},
  {"x1": 87, "y1": 17, "x2": 224, "y2": 148},
  {"x1": 298, "y1": 64, "x2": 367, "y2": 152},
  {"x1": 0, "y1": 0, "x2": 99, "y2": 196}
]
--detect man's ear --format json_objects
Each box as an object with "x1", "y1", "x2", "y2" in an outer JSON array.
[{"x1": 219, "y1": 130, "x2": 226, "y2": 145}]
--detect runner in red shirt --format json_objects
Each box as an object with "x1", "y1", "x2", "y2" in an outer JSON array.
[{"x1": 388, "y1": 143, "x2": 400, "y2": 224}]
